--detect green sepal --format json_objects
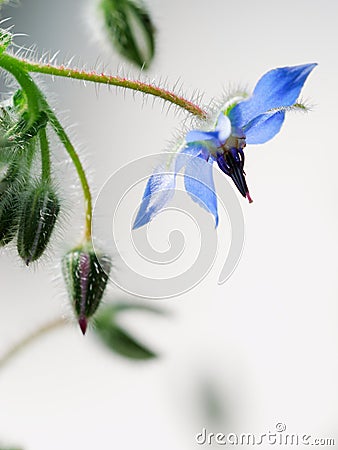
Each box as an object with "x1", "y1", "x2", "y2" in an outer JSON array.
[
  {"x1": 17, "y1": 180, "x2": 60, "y2": 264},
  {"x1": 62, "y1": 245, "x2": 112, "y2": 334},
  {"x1": 94, "y1": 303, "x2": 164, "y2": 360},
  {"x1": 0, "y1": 28, "x2": 12, "y2": 56},
  {"x1": 100, "y1": 0, "x2": 155, "y2": 69},
  {"x1": 12, "y1": 90, "x2": 27, "y2": 115},
  {"x1": 2, "y1": 111, "x2": 48, "y2": 149},
  {"x1": 0, "y1": 92, "x2": 47, "y2": 159}
]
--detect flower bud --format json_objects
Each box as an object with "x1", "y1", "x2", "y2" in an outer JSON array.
[
  {"x1": 0, "y1": 156, "x2": 30, "y2": 247},
  {"x1": 100, "y1": 0, "x2": 155, "y2": 69},
  {"x1": 0, "y1": 184, "x2": 20, "y2": 246},
  {"x1": 62, "y1": 246, "x2": 112, "y2": 334},
  {"x1": 17, "y1": 180, "x2": 60, "y2": 264}
]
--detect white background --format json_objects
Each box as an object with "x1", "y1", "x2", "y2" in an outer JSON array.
[{"x1": 0, "y1": 1, "x2": 337, "y2": 449}]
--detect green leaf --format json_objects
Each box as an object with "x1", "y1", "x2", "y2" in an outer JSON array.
[
  {"x1": 94, "y1": 302, "x2": 165, "y2": 360},
  {"x1": 96, "y1": 323, "x2": 156, "y2": 360},
  {"x1": 100, "y1": 0, "x2": 156, "y2": 69}
]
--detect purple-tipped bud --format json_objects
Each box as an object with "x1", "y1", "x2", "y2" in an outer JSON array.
[
  {"x1": 62, "y1": 245, "x2": 112, "y2": 334},
  {"x1": 78, "y1": 317, "x2": 88, "y2": 335}
]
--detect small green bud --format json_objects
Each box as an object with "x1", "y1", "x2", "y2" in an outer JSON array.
[
  {"x1": 100, "y1": 0, "x2": 155, "y2": 69},
  {"x1": 62, "y1": 245, "x2": 112, "y2": 334},
  {"x1": 17, "y1": 180, "x2": 60, "y2": 264}
]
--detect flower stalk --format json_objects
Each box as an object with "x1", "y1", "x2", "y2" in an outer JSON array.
[
  {"x1": 15, "y1": 58, "x2": 207, "y2": 118},
  {"x1": 46, "y1": 108, "x2": 93, "y2": 241},
  {"x1": 0, "y1": 317, "x2": 67, "y2": 369}
]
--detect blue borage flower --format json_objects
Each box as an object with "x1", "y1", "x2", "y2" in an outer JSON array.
[{"x1": 134, "y1": 64, "x2": 317, "y2": 229}]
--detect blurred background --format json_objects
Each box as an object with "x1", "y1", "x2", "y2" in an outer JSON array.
[{"x1": 0, "y1": 0, "x2": 337, "y2": 449}]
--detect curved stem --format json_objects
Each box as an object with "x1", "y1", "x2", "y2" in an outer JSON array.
[
  {"x1": 16, "y1": 57, "x2": 207, "y2": 118},
  {"x1": 0, "y1": 53, "x2": 41, "y2": 124},
  {"x1": 46, "y1": 107, "x2": 93, "y2": 241},
  {"x1": 0, "y1": 317, "x2": 67, "y2": 370}
]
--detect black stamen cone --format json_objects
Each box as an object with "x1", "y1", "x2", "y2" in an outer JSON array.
[{"x1": 217, "y1": 149, "x2": 252, "y2": 202}]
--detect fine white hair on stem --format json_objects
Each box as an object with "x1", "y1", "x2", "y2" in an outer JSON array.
[{"x1": 5, "y1": 23, "x2": 208, "y2": 119}]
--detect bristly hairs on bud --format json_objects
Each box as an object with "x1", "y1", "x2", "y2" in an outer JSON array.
[
  {"x1": 62, "y1": 243, "x2": 112, "y2": 334},
  {"x1": 16, "y1": 178, "x2": 60, "y2": 265},
  {"x1": 0, "y1": 140, "x2": 36, "y2": 247}
]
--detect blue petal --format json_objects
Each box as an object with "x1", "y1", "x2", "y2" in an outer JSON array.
[
  {"x1": 133, "y1": 169, "x2": 177, "y2": 229},
  {"x1": 186, "y1": 114, "x2": 231, "y2": 148},
  {"x1": 184, "y1": 156, "x2": 219, "y2": 227},
  {"x1": 133, "y1": 145, "x2": 203, "y2": 229},
  {"x1": 229, "y1": 63, "x2": 317, "y2": 128},
  {"x1": 176, "y1": 142, "x2": 209, "y2": 171},
  {"x1": 244, "y1": 110, "x2": 285, "y2": 144},
  {"x1": 186, "y1": 130, "x2": 221, "y2": 147},
  {"x1": 215, "y1": 113, "x2": 231, "y2": 142}
]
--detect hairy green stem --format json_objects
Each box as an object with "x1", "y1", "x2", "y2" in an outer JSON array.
[
  {"x1": 0, "y1": 53, "x2": 41, "y2": 124},
  {"x1": 46, "y1": 108, "x2": 93, "y2": 241},
  {"x1": 39, "y1": 127, "x2": 51, "y2": 182},
  {"x1": 16, "y1": 57, "x2": 207, "y2": 118},
  {"x1": 0, "y1": 317, "x2": 67, "y2": 370}
]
